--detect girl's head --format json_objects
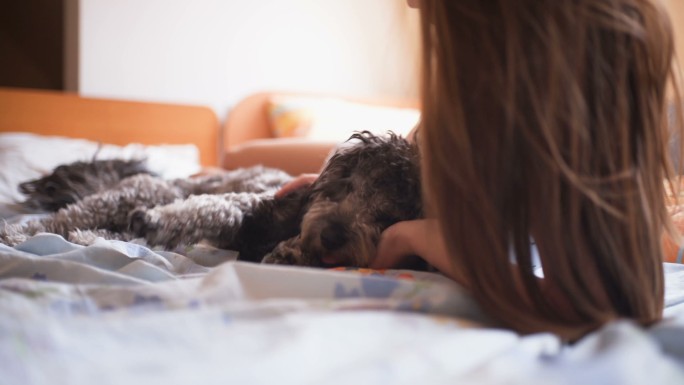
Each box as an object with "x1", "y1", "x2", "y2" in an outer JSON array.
[{"x1": 417, "y1": 0, "x2": 681, "y2": 339}]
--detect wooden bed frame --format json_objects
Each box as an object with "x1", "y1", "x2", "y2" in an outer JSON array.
[
  {"x1": 0, "y1": 87, "x2": 418, "y2": 174},
  {"x1": 0, "y1": 87, "x2": 220, "y2": 167}
]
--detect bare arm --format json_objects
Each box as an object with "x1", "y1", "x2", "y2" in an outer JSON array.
[
  {"x1": 372, "y1": 219, "x2": 470, "y2": 286},
  {"x1": 373, "y1": 219, "x2": 575, "y2": 317},
  {"x1": 274, "y1": 173, "x2": 319, "y2": 199}
]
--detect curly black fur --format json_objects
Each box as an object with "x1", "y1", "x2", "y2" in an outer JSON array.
[{"x1": 226, "y1": 188, "x2": 310, "y2": 262}]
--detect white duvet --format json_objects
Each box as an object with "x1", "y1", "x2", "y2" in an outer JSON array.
[{"x1": 0, "y1": 233, "x2": 683, "y2": 385}]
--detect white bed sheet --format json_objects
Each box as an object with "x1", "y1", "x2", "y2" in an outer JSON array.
[
  {"x1": 0, "y1": 232, "x2": 683, "y2": 385},
  {"x1": 0, "y1": 132, "x2": 202, "y2": 204}
]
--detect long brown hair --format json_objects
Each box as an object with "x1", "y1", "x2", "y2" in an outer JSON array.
[{"x1": 418, "y1": 0, "x2": 682, "y2": 340}]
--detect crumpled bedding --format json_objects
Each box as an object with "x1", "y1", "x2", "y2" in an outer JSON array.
[
  {"x1": 1, "y1": 233, "x2": 684, "y2": 384},
  {"x1": 0, "y1": 132, "x2": 202, "y2": 204}
]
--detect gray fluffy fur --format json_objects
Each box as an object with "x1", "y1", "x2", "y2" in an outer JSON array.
[{"x1": 1, "y1": 167, "x2": 291, "y2": 247}]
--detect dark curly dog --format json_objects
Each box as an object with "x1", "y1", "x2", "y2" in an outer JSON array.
[
  {"x1": 2, "y1": 132, "x2": 422, "y2": 268},
  {"x1": 232, "y1": 132, "x2": 422, "y2": 267}
]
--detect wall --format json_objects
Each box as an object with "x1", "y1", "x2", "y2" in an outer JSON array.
[
  {"x1": 75, "y1": 1, "x2": 684, "y2": 119},
  {"x1": 665, "y1": 0, "x2": 684, "y2": 72},
  {"x1": 75, "y1": 0, "x2": 419, "y2": 119}
]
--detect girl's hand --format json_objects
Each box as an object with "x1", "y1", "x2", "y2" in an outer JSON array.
[
  {"x1": 407, "y1": 0, "x2": 421, "y2": 9},
  {"x1": 275, "y1": 174, "x2": 319, "y2": 199},
  {"x1": 373, "y1": 219, "x2": 466, "y2": 284}
]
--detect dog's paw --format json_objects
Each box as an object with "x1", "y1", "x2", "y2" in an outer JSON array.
[
  {"x1": 261, "y1": 240, "x2": 304, "y2": 265},
  {"x1": 261, "y1": 250, "x2": 302, "y2": 265},
  {"x1": 261, "y1": 251, "x2": 298, "y2": 265}
]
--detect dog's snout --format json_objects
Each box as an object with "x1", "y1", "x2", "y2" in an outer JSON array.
[{"x1": 320, "y1": 222, "x2": 348, "y2": 251}]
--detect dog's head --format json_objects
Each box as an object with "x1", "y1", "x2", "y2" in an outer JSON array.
[
  {"x1": 300, "y1": 131, "x2": 422, "y2": 267},
  {"x1": 19, "y1": 159, "x2": 153, "y2": 211}
]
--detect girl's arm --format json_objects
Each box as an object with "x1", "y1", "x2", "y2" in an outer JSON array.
[
  {"x1": 372, "y1": 219, "x2": 470, "y2": 286},
  {"x1": 374, "y1": 219, "x2": 575, "y2": 317},
  {"x1": 274, "y1": 173, "x2": 319, "y2": 198}
]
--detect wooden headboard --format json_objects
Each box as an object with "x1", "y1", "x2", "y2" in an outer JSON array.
[{"x1": 0, "y1": 87, "x2": 220, "y2": 166}]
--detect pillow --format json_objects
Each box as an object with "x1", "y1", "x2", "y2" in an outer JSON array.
[
  {"x1": 265, "y1": 96, "x2": 420, "y2": 142},
  {"x1": 0, "y1": 132, "x2": 201, "y2": 204}
]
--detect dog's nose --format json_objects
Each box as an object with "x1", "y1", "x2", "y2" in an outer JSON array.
[{"x1": 320, "y1": 222, "x2": 348, "y2": 251}]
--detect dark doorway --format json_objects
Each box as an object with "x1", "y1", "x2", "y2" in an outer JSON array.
[{"x1": 0, "y1": 0, "x2": 65, "y2": 90}]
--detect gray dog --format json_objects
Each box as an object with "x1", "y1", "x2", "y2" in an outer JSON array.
[{"x1": 1, "y1": 132, "x2": 422, "y2": 268}]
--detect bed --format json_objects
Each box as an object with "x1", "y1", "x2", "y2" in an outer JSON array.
[{"x1": 1, "y1": 87, "x2": 683, "y2": 384}]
